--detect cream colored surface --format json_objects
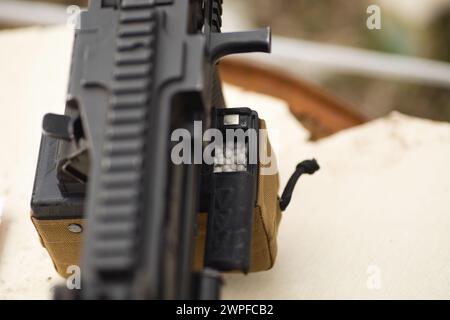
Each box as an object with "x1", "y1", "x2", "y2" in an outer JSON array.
[{"x1": 0, "y1": 26, "x2": 449, "y2": 299}]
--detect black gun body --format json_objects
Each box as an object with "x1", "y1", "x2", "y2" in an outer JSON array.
[
  {"x1": 31, "y1": 0, "x2": 271, "y2": 300},
  {"x1": 72, "y1": 1, "x2": 220, "y2": 300}
]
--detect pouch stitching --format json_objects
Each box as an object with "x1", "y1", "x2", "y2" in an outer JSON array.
[{"x1": 255, "y1": 205, "x2": 275, "y2": 268}]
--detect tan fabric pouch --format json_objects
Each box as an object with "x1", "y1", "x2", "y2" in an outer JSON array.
[
  {"x1": 32, "y1": 119, "x2": 282, "y2": 277},
  {"x1": 31, "y1": 217, "x2": 83, "y2": 277},
  {"x1": 195, "y1": 119, "x2": 282, "y2": 272}
]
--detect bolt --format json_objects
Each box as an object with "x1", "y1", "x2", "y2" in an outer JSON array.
[{"x1": 68, "y1": 224, "x2": 82, "y2": 234}]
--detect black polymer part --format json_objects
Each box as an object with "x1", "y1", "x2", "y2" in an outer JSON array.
[
  {"x1": 204, "y1": 108, "x2": 260, "y2": 273},
  {"x1": 279, "y1": 159, "x2": 320, "y2": 211},
  {"x1": 31, "y1": 0, "x2": 271, "y2": 300},
  {"x1": 31, "y1": 135, "x2": 85, "y2": 219}
]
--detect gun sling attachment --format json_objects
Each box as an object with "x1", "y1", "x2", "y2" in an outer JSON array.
[{"x1": 30, "y1": 0, "x2": 320, "y2": 299}]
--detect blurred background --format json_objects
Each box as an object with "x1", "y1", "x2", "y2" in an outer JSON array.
[{"x1": 1, "y1": 0, "x2": 449, "y2": 122}]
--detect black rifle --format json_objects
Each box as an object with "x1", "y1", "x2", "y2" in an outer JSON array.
[{"x1": 32, "y1": 0, "x2": 272, "y2": 299}]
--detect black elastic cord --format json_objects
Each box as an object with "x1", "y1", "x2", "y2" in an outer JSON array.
[{"x1": 279, "y1": 159, "x2": 320, "y2": 211}]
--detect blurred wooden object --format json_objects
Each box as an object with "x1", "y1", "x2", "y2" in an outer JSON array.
[{"x1": 220, "y1": 59, "x2": 365, "y2": 140}]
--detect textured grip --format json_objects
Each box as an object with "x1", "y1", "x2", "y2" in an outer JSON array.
[{"x1": 204, "y1": 173, "x2": 255, "y2": 272}]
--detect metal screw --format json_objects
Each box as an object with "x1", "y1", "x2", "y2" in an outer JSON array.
[{"x1": 68, "y1": 224, "x2": 83, "y2": 233}]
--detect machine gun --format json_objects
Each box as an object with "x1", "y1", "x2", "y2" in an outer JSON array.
[{"x1": 30, "y1": 0, "x2": 319, "y2": 300}]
